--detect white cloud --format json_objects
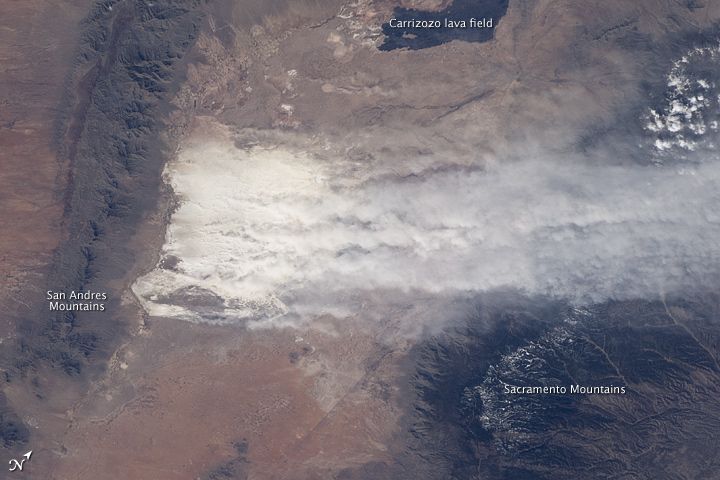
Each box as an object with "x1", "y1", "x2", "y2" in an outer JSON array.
[
  {"x1": 645, "y1": 43, "x2": 720, "y2": 157},
  {"x1": 131, "y1": 127, "x2": 720, "y2": 327}
]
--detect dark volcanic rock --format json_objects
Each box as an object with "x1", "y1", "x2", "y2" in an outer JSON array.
[{"x1": 379, "y1": 0, "x2": 508, "y2": 51}]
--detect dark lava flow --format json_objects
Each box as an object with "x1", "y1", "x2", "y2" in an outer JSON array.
[{"x1": 379, "y1": 0, "x2": 509, "y2": 51}]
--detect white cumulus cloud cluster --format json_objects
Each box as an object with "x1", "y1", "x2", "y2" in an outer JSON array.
[{"x1": 645, "y1": 43, "x2": 720, "y2": 156}]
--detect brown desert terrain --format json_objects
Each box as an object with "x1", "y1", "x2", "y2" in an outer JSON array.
[{"x1": 3, "y1": 1, "x2": 720, "y2": 479}]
